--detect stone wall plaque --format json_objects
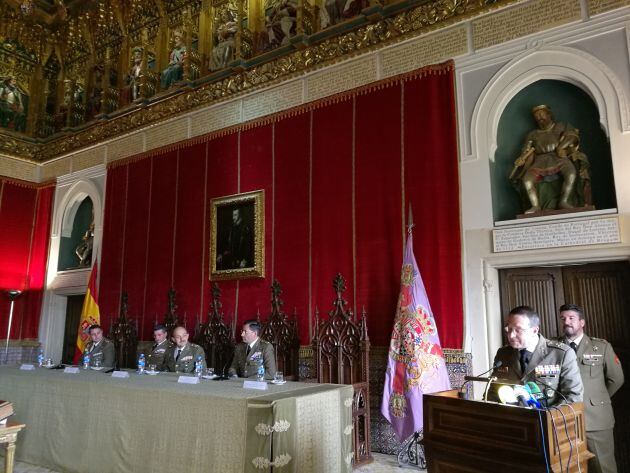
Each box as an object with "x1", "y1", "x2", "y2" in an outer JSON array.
[
  {"x1": 473, "y1": 0, "x2": 581, "y2": 50},
  {"x1": 493, "y1": 217, "x2": 621, "y2": 252},
  {"x1": 381, "y1": 26, "x2": 468, "y2": 79},
  {"x1": 588, "y1": 0, "x2": 630, "y2": 16}
]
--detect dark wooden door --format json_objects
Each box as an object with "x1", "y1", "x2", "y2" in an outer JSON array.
[
  {"x1": 499, "y1": 261, "x2": 630, "y2": 472},
  {"x1": 62, "y1": 294, "x2": 85, "y2": 364}
]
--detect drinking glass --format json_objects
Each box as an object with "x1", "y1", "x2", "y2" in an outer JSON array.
[
  {"x1": 274, "y1": 371, "x2": 284, "y2": 383},
  {"x1": 94, "y1": 359, "x2": 102, "y2": 368},
  {"x1": 45, "y1": 358, "x2": 53, "y2": 367},
  {"x1": 148, "y1": 364, "x2": 157, "y2": 373},
  {"x1": 206, "y1": 367, "x2": 215, "y2": 378}
]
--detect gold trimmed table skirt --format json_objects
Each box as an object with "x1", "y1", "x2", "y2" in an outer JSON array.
[{"x1": 0, "y1": 366, "x2": 353, "y2": 473}]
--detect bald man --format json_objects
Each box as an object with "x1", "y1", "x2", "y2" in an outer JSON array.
[{"x1": 162, "y1": 326, "x2": 206, "y2": 373}]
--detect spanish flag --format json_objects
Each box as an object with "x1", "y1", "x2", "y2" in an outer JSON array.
[{"x1": 72, "y1": 262, "x2": 100, "y2": 364}]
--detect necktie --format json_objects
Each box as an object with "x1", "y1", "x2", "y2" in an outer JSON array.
[
  {"x1": 175, "y1": 349, "x2": 182, "y2": 361},
  {"x1": 519, "y1": 349, "x2": 530, "y2": 373},
  {"x1": 246, "y1": 345, "x2": 251, "y2": 356},
  {"x1": 569, "y1": 341, "x2": 578, "y2": 353}
]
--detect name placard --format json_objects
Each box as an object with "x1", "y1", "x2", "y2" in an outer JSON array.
[
  {"x1": 178, "y1": 376, "x2": 200, "y2": 385},
  {"x1": 112, "y1": 371, "x2": 130, "y2": 378},
  {"x1": 64, "y1": 367, "x2": 80, "y2": 374},
  {"x1": 243, "y1": 380, "x2": 268, "y2": 391},
  {"x1": 20, "y1": 364, "x2": 35, "y2": 370}
]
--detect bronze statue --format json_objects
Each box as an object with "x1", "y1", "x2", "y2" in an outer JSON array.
[
  {"x1": 75, "y1": 222, "x2": 94, "y2": 267},
  {"x1": 509, "y1": 105, "x2": 591, "y2": 214}
]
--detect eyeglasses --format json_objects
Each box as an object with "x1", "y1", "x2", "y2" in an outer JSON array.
[{"x1": 504, "y1": 326, "x2": 530, "y2": 336}]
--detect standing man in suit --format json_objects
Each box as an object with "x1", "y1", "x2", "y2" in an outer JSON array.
[
  {"x1": 558, "y1": 303, "x2": 625, "y2": 473},
  {"x1": 148, "y1": 324, "x2": 172, "y2": 369},
  {"x1": 229, "y1": 320, "x2": 277, "y2": 379},
  {"x1": 86, "y1": 324, "x2": 116, "y2": 368},
  {"x1": 163, "y1": 326, "x2": 206, "y2": 373},
  {"x1": 491, "y1": 305, "x2": 583, "y2": 406}
]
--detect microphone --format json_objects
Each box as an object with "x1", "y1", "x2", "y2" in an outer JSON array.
[
  {"x1": 459, "y1": 360, "x2": 502, "y2": 400},
  {"x1": 214, "y1": 356, "x2": 233, "y2": 381},
  {"x1": 464, "y1": 360, "x2": 503, "y2": 383},
  {"x1": 497, "y1": 385, "x2": 518, "y2": 405},
  {"x1": 528, "y1": 380, "x2": 569, "y2": 406},
  {"x1": 513, "y1": 385, "x2": 541, "y2": 408},
  {"x1": 522, "y1": 384, "x2": 543, "y2": 409}
]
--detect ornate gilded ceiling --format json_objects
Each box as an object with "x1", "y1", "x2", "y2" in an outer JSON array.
[{"x1": 0, "y1": 0, "x2": 504, "y2": 163}]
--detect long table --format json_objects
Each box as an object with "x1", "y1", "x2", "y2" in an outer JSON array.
[{"x1": 0, "y1": 366, "x2": 353, "y2": 473}]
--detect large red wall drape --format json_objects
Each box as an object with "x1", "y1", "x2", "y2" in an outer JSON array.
[
  {"x1": 0, "y1": 178, "x2": 54, "y2": 340},
  {"x1": 99, "y1": 62, "x2": 463, "y2": 348}
]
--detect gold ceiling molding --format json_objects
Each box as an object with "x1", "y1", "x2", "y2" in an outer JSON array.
[{"x1": 1, "y1": 0, "x2": 521, "y2": 163}]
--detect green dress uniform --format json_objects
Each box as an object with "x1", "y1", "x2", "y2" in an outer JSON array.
[
  {"x1": 559, "y1": 334, "x2": 625, "y2": 473},
  {"x1": 86, "y1": 338, "x2": 116, "y2": 368},
  {"x1": 229, "y1": 338, "x2": 277, "y2": 379},
  {"x1": 162, "y1": 343, "x2": 206, "y2": 373},
  {"x1": 491, "y1": 334, "x2": 583, "y2": 406},
  {"x1": 147, "y1": 340, "x2": 173, "y2": 369}
]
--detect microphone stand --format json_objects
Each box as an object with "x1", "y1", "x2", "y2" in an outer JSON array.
[{"x1": 482, "y1": 376, "x2": 497, "y2": 402}]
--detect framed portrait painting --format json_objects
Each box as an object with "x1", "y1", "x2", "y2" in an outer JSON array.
[{"x1": 210, "y1": 190, "x2": 264, "y2": 280}]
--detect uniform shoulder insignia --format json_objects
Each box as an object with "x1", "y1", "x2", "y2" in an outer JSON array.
[
  {"x1": 590, "y1": 337, "x2": 607, "y2": 343},
  {"x1": 547, "y1": 340, "x2": 569, "y2": 350}
]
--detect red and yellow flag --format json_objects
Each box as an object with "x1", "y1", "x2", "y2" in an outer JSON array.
[{"x1": 72, "y1": 262, "x2": 100, "y2": 364}]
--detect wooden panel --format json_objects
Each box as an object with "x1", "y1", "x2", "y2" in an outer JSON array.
[
  {"x1": 499, "y1": 267, "x2": 564, "y2": 337},
  {"x1": 562, "y1": 261, "x2": 630, "y2": 472}
]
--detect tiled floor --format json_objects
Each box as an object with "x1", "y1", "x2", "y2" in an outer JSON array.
[{"x1": 3, "y1": 452, "x2": 426, "y2": 472}]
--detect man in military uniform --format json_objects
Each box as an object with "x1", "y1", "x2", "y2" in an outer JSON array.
[
  {"x1": 229, "y1": 320, "x2": 276, "y2": 379},
  {"x1": 491, "y1": 306, "x2": 583, "y2": 406},
  {"x1": 162, "y1": 326, "x2": 206, "y2": 373},
  {"x1": 86, "y1": 324, "x2": 116, "y2": 368},
  {"x1": 558, "y1": 304, "x2": 625, "y2": 473},
  {"x1": 148, "y1": 324, "x2": 172, "y2": 369}
]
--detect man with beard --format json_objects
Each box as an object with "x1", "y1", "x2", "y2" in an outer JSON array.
[{"x1": 558, "y1": 304, "x2": 625, "y2": 473}]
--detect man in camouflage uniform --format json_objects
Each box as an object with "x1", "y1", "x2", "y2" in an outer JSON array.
[
  {"x1": 162, "y1": 326, "x2": 206, "y2": 373},
  {"x1": 148, "y1": 324, "x2": 172, "y2": 369},
  {"x1": 491, "y1": 305, "x2": 583, "y2": 406},
  {"x1": 558, "y1": 304, "x2": 625, "y2": 473},
  {"x1": 86, "y1": 324, "x2": 116, "y2": 368}
]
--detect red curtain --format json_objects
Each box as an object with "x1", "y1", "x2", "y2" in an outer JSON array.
[
  {"x1": 0, "y1": 179, "x2": 54, "y2": 340},
  {"x1": 99, "y1": 62, "x2": 463, "y2": 348}
]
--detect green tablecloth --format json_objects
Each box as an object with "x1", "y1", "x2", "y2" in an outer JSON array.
[{"x1": 0, "y1": 366, "x2": 353, "y2": 473}]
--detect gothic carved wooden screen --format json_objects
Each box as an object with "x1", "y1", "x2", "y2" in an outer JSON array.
[
  {"x1": 110, "y1": 292, "x2": 138, "y2": 369},
  {"x1": 194, "y1": 283, "x2": 235, "y2": 375},
  {"x1": 162, "y1": 287, "x2": 181, "y2": 336},
  {"x1": 312, "y1": 273, "x2": 372, "y2": 467},
  {"x1": 259, "y1": 280, "x2": 299, "y2": 380}
]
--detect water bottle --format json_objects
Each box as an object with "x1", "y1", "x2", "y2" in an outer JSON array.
[
  {"x1": 83, "y1": 350, "x2": 90, "y2": 369},
  {"x1": 257, "y1": 359, "x2": 265, "y2": 382},
  {"x1": 195, "y1": 356, "x2": 203, "y2": 377},
  {"x1": 137, "y1": 353, "x2": 146, "y2": 374},
  {"x1": 37, "y1": 349, "x2": 44, "y2": 367}
]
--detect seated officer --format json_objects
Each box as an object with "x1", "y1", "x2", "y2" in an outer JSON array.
[
  {"x1": 491, "y1": 305, "x2": 583, "y2": 406},
  {"x1": 148, "y1": 324, "x2": 172, "y2": 369},
  {"x1": 162, "y1": 326, "x2": 206, "y2": 373},
  {"x1": 229, "y1": 320, "x2": 276, "y2": 379},
  {"x1": 86, "y1": 324, "x2": 116, "y2": 368}
]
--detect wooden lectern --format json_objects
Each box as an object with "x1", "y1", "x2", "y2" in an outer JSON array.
[{"x1": 423, "y1": 390, "x2": 593, "y2": 472}]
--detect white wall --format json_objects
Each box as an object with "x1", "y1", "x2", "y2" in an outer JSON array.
[{"x1": 455, "y1": 7, "x2": 630, "y2": 380}]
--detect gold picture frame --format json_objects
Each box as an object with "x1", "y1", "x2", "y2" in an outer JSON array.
[{"x1": 210, "y1": 190, "x2": 264, "y2": 280}]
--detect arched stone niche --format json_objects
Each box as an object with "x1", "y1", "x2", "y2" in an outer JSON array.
[
  {"x1": 52, "y1": 179, "x2": 103, "y2": 273},
  {"x1": 472, "y1": 46, "x2": 628, "y2": 222},
  {"x1": 492, "y1": 80, "x2": 616, "y2": 221}
]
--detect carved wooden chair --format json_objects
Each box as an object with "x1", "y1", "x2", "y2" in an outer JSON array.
[
  {"x1": 194, "y1": 283, "x2": 235, "y2": 375},
  {"x1": 312, "y1": 273, "x2": 372, "y2": 467},
  {"x1": 258, "y1": 280, "x2": 299, "y2": 380},
  {"x1": 110, "y1": 292, "x2": 138, "y2": 369},
  {"x1": 162, "y1": 287, "x2": 182, "y2": 336}
]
